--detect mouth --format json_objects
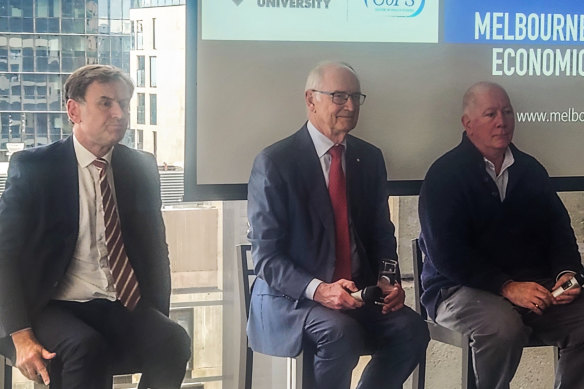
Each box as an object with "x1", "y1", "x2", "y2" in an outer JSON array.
[{"x1": 108, "y1": 122, "x2": 127, "y2": 130}]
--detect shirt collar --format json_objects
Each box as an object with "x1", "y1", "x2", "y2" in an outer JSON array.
[
  {"x1": 307, "y1": 121, "x2": 347, "y2": 158},
  {"x1": 484, "y1": 147, "x2": 515, "y2": 177},
  {"x1": 73, "y1": 134, "x2": 114, "y2": 168}
]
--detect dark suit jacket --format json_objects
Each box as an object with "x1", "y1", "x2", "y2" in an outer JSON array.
[
  {"x1": 419, "y1": 133, "x2": 581, "y2": 320},
  {"x1": 0, "y1": 136, "x2": 170, "y2": 359},
  {"x1": 246, "y1": 124, "x2": 397, "y2": 357}
]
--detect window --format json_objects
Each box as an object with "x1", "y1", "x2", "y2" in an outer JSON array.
[
  {"x1": 135, "y1": 20, "x2": 143, "y2": 50},
  {"x1": 136, "y1": 129, "x2": 144, "y2": 150},
  {"x1": 137, "y1": 93, "x2": 145, "y2": 124},
  {"x1": 131, "y1": 21, "x2": 135, "y2": 49},
  {"x1": 152, "y1": 18, "x2": 156, "y2": 49},
  {"x1": 149, "y1": 56, "x2": 156, "y2": 87},
  {"x1": 150, "y1": 94, "x2": 157, "y2": 125},
  {"x1": 136, "y1": 55, "x2": 145, "y2": 87}
]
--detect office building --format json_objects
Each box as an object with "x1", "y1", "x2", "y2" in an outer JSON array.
[{"x1": 0, "y1": 0, "x2": 132, "y2": 161}]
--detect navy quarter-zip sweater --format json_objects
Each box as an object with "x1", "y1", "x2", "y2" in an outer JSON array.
[{"x1": 419, "y1": 133, "x2": 581, "y2": 320}]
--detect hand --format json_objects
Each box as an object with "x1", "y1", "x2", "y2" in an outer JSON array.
[
  {"x1": 552, "y1": 273, "x2": 581, "y2": 305},
  {"x1": 11, "y1": 329, "x2": 56, "y2": 385},
  {"x1": 501, "y1": 281, "x2": 553, "y2": 315},
  {"x1": 380, "y1": 282, "x2": 405, "y2": 314},
  {"x1": 314, "y1": 279, "x2": 364, "y2": 310}
]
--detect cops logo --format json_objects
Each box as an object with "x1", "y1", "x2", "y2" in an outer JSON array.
[{"x1": 363, "y1": 0, "x2": 425, "y2": 17}]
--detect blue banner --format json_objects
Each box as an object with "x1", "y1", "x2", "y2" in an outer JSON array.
[{"x1": 443, "y1": 0, "x2": 584, "y2": 45}]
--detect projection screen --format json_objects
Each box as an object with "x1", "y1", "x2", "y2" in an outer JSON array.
[{"x1": 185, "y1": 0, "x2": 584, "y2": 200}]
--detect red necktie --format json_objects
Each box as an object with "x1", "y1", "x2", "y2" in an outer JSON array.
[
  {"x1": 93, "y1": 158, "x2": 141, "y2": 310},
  {"x1": 328, "y1": 145, "x2": 352, "y2": 281}
]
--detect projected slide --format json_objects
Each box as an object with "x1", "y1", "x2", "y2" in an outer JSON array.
[
  {"x1": 201, "y1": 0, "x2": 438, "y2": 43},
  {"x1": 189, "y1": 0, "x2": 584, "y2": 199}
]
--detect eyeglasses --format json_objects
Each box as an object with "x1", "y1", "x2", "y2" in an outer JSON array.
[{"x1": 311, "y1": 90, "x2": 367, "y2": 106}]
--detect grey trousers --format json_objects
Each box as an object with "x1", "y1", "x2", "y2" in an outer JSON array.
[{"x1": 436, "y1": 286, "x2": 584, "y2": 389}]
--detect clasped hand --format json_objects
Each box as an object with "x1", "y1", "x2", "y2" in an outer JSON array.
[
  {"x1": 501, "y1": 273, "x2": 580, "y2": 315},
  {"x1": 313, "y1": 279, "x2": 405, "y2": 314}
]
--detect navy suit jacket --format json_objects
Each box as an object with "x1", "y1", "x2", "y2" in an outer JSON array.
[
  {"x1": 246, "y1": 124, "x2": 397, "y2": 357},
  {"x1": 0, "y1": 136, "x2": 170, "y2": 359}
]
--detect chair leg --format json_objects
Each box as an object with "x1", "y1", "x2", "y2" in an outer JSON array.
[
  {"x1": 461, "y1": 343, "x2": 475, "y2": 389},
  {"x1": 245, "y1": 346, "x2": 253, "y2": 389},
  {"x1": 4, "y1": 363, "x2": 11, "y2": 389},
  {"x1": 287, "y1": 352, "x2": 304, "y2": 389},
  {"x1": 412, "y1": 350, "x2": 426, "y2": 389}
]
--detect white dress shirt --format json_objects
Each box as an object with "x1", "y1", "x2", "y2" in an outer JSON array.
[
  {"x1": 52, "y1": 135, "x2": 118, "y2": 302},
  {"x1": 303, "y1": 121, "x2": 360, "y2": 299}
]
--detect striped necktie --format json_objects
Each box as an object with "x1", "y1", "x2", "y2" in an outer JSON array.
[
  {"x1": 328, "y1": 145, "x2": 352, "y2": 281},
  {"x1": 92, "y1": 158, "x2": 141, "y2": 310}
]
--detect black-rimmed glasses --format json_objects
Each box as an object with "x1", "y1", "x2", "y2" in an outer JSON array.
[{"x1": 311, "y1": 90, "x2": 367, "y2": 105}]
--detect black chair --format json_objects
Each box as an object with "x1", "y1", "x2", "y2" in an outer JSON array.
[
  {"x1": 237, "y1": 243, "x2": 255, "y2": 389},
  {"x1": 1, "y1": 356, "x2": 11, "y2": 389},
  {"x1": 237, "y1": 244, "x2": 312, "y2": 389},
  {"x1": 411, "y1": 238, "x2": 558, "y2": 389}
]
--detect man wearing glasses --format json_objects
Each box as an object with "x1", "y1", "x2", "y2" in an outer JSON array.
[{"x1": 247, "y1": 61, "x2": 429, "y2": 389}]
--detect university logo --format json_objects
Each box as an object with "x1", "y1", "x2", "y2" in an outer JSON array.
[{"x1": 363, "y1": 0, "x2": 425, "y2": 17}]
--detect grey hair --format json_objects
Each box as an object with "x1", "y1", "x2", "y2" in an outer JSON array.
[
  {"x1": 305, "y1": 61, "x2": 360, "y2": 92},
  {"x1": 462, "y1": 81, "x2": 509, "y2": 114}
]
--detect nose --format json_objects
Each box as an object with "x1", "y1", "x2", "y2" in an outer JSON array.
[
  {"x1": 495, "y1": 110, "x2": 506, "y2": 127},
  {"x1": 110, "y1": 102, "x2": 125, "y2": 118},
  {"x1": 343, "y1": 96, "x2": 357, "y2": 111}
]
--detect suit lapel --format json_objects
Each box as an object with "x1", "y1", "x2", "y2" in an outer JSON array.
[
  {"x1": 56, "y1": 137, "x2": 80, "y2": 244},
  {"x1": 293, "y1": 126, "x2": 335, "y2": 233},
  {"x1": 345, "y1": 136, "x2": 362, "y2": 207},
  {"x1": 111, "y1": 145, "x2": 133, "y2": 218}
]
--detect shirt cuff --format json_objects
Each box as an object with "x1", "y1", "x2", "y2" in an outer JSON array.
[
  {"x1": 10, "y1": 327, "x2": 32, "y2": 337},
  {"x1": 304, "y1": 278, "x2": 324, "y2": 300}
]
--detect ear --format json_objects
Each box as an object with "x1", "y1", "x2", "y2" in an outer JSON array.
[
  {"x1": 305, "y1": 90, "x2": 316, "y2": 112},
  {"x1": 461, "y1": 113, "x2": 471, "y2": 133},
  {"x1": 66, "y1": 99, "x2": 81, "y2": 124}
]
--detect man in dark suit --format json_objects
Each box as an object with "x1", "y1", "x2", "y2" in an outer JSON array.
[
  {"x1": 247, "y1": 61, "x2": 429, "y2": 389},
  {"x1": 0, "y1": 65, "x2": 191, "y2": 388}
]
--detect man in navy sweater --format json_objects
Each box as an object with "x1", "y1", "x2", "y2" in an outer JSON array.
[{"x1": 419, "y1": 81, "x2": 584, "y2": 389}]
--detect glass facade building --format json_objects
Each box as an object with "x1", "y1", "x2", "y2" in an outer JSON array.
[{"x1": 0, "y1": 0, "x2": 132, "y2": 160}]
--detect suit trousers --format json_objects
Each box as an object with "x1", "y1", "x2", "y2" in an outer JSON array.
[
  {"x1": 435, "y1": 286, "x2": 584, "y2": 389},
  {"x1": 31, "y1": 299, "x2": 191, "y2": 389},
  {"x1": 303, "y1": 303, "x2": 429, "y2": 389}
]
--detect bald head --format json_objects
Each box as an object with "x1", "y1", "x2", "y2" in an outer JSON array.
[
  {"x1": 463, "y1": 81, "x2": 510, "y2": 115},
  {"x1": 305, "y1": 61, "x2": 360, "y2": 92}
]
